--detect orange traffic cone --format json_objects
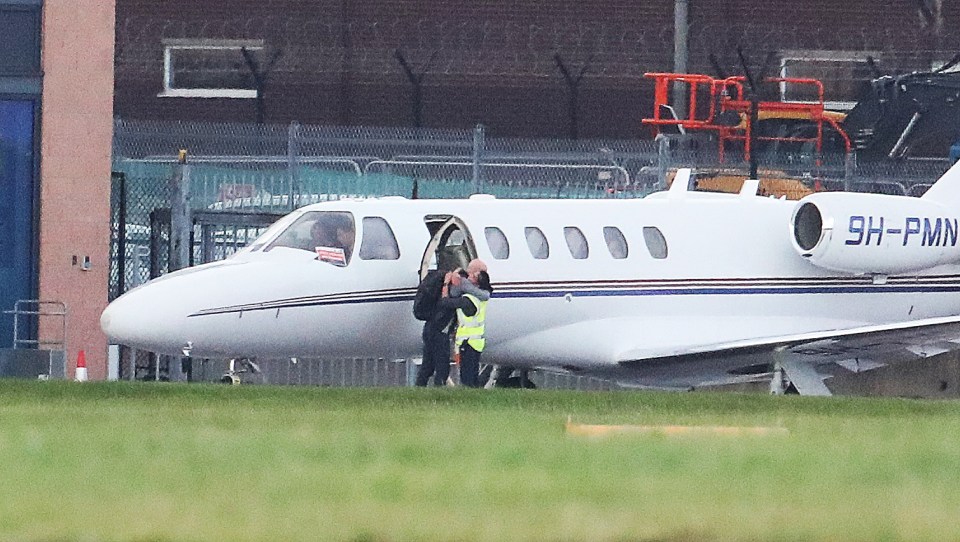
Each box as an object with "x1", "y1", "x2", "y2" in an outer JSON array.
[{"x1": 75, "y1": 350, "x2": 88, "y2": 382}]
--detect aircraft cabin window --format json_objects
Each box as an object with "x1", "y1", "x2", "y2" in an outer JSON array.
[
  {"x1": 563, "y1": 227, "x2": 589, "y2": 259},
  {"x1": 484, "y1": 227, "x2": 510, "y2": 259},
  {"x1": 525, "y1": 227, "x2": 549, "y2": 259},
  {"x1": 264, "y1": 211, "x2": 356, "y2": 266},
  {"x1": 603, "y1": 226, "x2": 628, "y2": 259},
  {"x1": 643, "y1": 226, "x2": 668, "y2": 259},
  {"x1": 359, "y1": 217, "x2": 400, "y2": 260}
]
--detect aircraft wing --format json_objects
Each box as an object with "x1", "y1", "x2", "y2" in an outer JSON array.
[{"x1": 616, "y1": 315, "x2": 960, "y2": 395}]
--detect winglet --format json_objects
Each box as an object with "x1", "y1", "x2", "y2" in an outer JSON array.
[
  {"x1": 669, "y1": 168, "x2": 692, "y2": 197},
  {"x1": 740, "y1": 178, "x2": 760, "y2": 197},
  {"x1": 921, "y1": 160, "x2": 960, "y2": 202}
]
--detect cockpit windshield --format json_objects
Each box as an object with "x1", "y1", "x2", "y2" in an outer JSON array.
[
  {"x1": 240, "y1": 212, "x2": 302, "y2": 254},
  {"x1": 264, "y1": 211, "x2": 356, "y2": 266}
]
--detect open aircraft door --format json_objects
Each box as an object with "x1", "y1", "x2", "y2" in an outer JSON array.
[
  {"x1": 419, "y1": 216, "x2": 478, "y2": 280},
  {"x1": 419, "y1": 215, "x2": 518, "y2": 388},
  {"x1": 419, "y1": 215, "x2": 497, "y2": 386}
]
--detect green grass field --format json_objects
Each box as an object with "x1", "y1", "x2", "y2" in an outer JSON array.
[{"x1": 3, "y1": 381, "x2": 960, "y2": 541}]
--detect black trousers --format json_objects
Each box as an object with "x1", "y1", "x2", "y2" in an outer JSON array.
[
  {"x1": 416, "y1": 329, "x2": 451, "y2": 386},
  {"x1": 459, "y1": 342, "x2": 482, "y2": 388}
]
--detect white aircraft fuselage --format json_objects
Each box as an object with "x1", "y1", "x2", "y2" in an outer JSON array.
[{"x1": 101, "y1": 166, "x2": 960, "y2": 389}]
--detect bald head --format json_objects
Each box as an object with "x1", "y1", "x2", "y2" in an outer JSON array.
[
  {"x1": 467, "y1": 259, "x2": 487, "y2": 273},
  {"x1": 466, "y1": 259, "x2": 487, "y2": 283}
]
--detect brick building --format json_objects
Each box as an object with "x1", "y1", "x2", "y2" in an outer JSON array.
[
  {"x1": 114, "y1": 0, "x2": 958, "y2": 139},
  {"x1": 0, "y1": 1, "x2": 115, "y2": 377}
]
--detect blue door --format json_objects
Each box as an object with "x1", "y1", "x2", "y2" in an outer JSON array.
[{"x1": 0, "y1": 100, "x2": 37, "y2": 348}]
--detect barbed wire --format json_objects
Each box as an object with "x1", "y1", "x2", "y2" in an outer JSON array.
[{"x1": 116, "y1": 15, "x2": 960, "y2": 85}]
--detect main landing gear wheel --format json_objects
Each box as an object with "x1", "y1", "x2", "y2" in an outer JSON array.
[
  {"x1": 220, "y1": 358, "x2": 262, "y2": 385},
  {"x1": 769, "y1": 361, "x2": 800, "y2": 395},
  {"x1": 484, "y1": 366, "x2": 536, "y2": 389}
]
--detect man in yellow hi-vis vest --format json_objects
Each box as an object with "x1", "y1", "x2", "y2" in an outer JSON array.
[{"x1": 444, "y1": 260, "x2": 492, "y2": 387}]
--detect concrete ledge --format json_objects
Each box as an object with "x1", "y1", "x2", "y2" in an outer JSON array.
[{"x1": 0, "y1": 349, "x2": 66, "y2": 379}]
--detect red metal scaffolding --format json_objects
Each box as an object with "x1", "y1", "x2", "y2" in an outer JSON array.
[{"x1": 642, "y1": 72, "x2": 851, "y2": 163}]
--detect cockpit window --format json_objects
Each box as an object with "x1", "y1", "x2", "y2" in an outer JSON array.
[
  {"x1": 265, "y1": 211, "x2": 356, "y2": 266},
  {"x1": 242, "y1": 212, "x2": 301, "y2": 253},
  {"x1": 359, "y1": 217, "x2": 400, "y2": 260}
]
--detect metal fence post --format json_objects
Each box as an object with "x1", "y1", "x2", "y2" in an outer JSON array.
[
  {"x1": 673, "y1": 0, "x2": 689, "y2": 120},
  {"x1": 169, "y1": 151, "x2": 192, "y2": 272},
  {"x1": 128, "y1": 347, "x2": 137, "y2": 381},
  {"x1": 406, "y1": 358, "x2": 418, "y2": 386},
  {"x1": 113, "y1": 172, "x2": 127, "y2": 300},
  {"x1": 473, "y1": 124, "x2": 485, "y2": 194},
  {"x1": 656, "y1": 133, "x2": 671, "y2": 190},
  {"x1": 844, "y1": 151, "x2": 856, "y2": 192},
  {"x1": 287, "y1": 121, "x2": 300, "y2": 210}
]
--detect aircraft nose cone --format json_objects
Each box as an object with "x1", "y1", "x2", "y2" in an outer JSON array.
[
  {"x1": 99, "y1": 302, "x2": 115, "y2": 338},
  {"x1": 100, "y1": 287, "x2": 157, "y2": 348},
  {"x1": 100, "y1": 278, "x2": 194, "y2": 355},
  {"x1": 100, "y1": 259, "x2": 246, "y2": 356}
]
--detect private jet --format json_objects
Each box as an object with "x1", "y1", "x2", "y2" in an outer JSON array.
[{"x1": 101, "y1": 164, "x2": 960, "y2": 395}]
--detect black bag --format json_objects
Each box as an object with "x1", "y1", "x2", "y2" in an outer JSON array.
[{"x1": 413, "y1": 269, "x2": 444, "y2": 321}]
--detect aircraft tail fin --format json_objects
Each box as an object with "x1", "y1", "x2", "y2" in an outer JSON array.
[{"x1": 921, "y1": 160, "x2": 960, "y2": 202}]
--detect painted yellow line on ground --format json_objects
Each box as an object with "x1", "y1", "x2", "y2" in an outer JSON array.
[{"x1": 565, "y1": 418, "x2": 789, "y2": 437}]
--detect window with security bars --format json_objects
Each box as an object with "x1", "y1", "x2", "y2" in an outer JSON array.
[
  {"x1": 0, "y1": 5, "x2": 41, "y2": 76},
  {"x1": 161, "y1": 40, "x2": 264, "y2": 98}
]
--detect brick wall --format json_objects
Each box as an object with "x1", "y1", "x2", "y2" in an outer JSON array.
[
  {"x1": 114, "y1": 0, "x2": 960, "y2": 137},
  {"x1": 41, "y1": 0, "x2": 115, "y2": 379}
]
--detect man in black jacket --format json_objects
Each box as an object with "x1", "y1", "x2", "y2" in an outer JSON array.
[{"x1": 414, "y1": 269, "x2": 457, "y2": 386}]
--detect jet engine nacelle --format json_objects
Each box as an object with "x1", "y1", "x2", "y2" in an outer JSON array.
[{"x1": 790, "y1": 192, "x2": 960, "y2": 275}]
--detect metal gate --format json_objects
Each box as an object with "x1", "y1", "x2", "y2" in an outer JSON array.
[{"x1": 143, "y1": 208, "x2": 285, "y2": 280}]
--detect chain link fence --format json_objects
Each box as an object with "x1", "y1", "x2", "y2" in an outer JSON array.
[
  {"x1": 114, "y1": 118, "x2": 952, "y2": 210},
  {"x1": 111, "y1": 117, "x2": 953, "y2": 288}
]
